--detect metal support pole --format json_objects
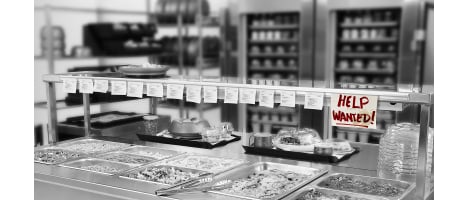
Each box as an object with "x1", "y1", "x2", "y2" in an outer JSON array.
[
  {"x1": 83, "y1": 93, "x2": 91, "y2": 137},
  {"x1": 415, "y1": 103, "x2": 432, "y2": 200},
  {"x1": 46, "y1": 82, "x2": 58, "y2": 144},
  {"x1": 177, "y1": 14, "x2": 185, "y2": 119},
  {"x1": 150, "y1": 97, "x2": 158, "y2": 115},
  {"x1": 196, "y1": 0, "x2": 204, "y2": 119}
]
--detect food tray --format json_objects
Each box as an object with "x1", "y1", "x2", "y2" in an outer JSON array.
[
  {"x1": 242, "y1": 145, "x2": 359, "y2": 163},
  {"x1": 137, "y1": 133, "x2": 241, "y2": 149},
  {"x1": 118, "y1": 65, "x2": 169, "y2": 77},
  {"x1": 163, "y1": 154, "x2": 248, "y2": 175},
  {"x1": 59, "y1": 158, "x2": 137, "y2": 175},
  {"x1": 56, "y1": 138, "x2": 132, "y2": 155},
  {"x1": 290, "y1": 187, "x2": 378, "y2": 200},
  {"x1": 34, "y1": 147, "x2": 85, "y2": 165},
  {"x1": 313, "y1": 173, "x2": 416, "y2": 200},
  {"x1": 209, "y1": 162, "x2": 328, "y2": 200},
  {"x1": 65, "y1": 111, "x2": 145, "y2": 128},
  {"x1": 120, "y1": 146, "x2": 185, "y2": 160},
  {"x1": 119, "y1": 164, "x2": 210, "y2": 189},
  {"x1": 93, "y1": 152, "x2": 158, "y2": 166}
]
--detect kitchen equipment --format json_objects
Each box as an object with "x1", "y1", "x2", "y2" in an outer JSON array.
[
  {"x1": 290, "y1": 187, "x2": 376, "y2": 200},
  {"x1": 60, "y1": 158, "x2": 136, "y2": 175},
  {"x1": 168, "y1": 118, "x2": 211, "y2": 139},
  {"x1": 155, "y1": 179, "x2": 233, "y2": 196},
  {"x1": 119, "y1": 64, "x2": 169, "y2": 77},
  {"x1": 218, "y1": 122, "x2": 234, "y2": 139},
  {"x1": 249, "y1": 132, "x2": 273, "y2": 148}
]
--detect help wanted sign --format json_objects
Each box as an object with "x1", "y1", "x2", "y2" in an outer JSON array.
[{"x1": 331, "y1": 94, "x2": 378, "y2": 129}]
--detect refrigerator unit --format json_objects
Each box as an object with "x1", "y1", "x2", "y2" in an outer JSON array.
[{"x1": 314, "y1": 0, "x2": 432, "y2": 143}]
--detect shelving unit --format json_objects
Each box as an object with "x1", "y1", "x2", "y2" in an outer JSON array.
[{"x1": 243, "y1": 12, "x2": 301, "y2": 134}]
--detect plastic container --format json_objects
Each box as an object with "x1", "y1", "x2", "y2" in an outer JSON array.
[
  {"x1": 377, "y1": 123, "x2": 434, "y2": 195},
  {"x1": 143, "y1": 115, "x2": 159, "y2": 136},
  {"x1": 201, "y1": 127, "x2": 221, "y2": 143}
]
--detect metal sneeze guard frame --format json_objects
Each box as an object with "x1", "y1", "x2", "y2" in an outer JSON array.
[{"x1": 42, "y1": 72, "x2": 433, "y2": 200}]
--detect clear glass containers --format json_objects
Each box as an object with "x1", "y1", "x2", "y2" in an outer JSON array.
[{"x1": 377, "y1": 123, "x2": 434, "y2": 194}]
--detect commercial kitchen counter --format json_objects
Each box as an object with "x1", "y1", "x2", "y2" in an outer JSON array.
[{"x1": 35, "y1": 136, "x2": 426, "y2": 200}]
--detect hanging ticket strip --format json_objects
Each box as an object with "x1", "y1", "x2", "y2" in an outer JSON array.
[{"x1": 60, "y1": 78, "x2": 381, "y2": 129}]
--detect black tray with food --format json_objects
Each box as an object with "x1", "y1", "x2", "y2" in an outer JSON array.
[
  {"x1": 242, "y1": 145, "x2": 359, "y2": 163},
  {"x1": 136, "y1": 133, "x2": 241, "y2": 149},
  {"x1": 65, "y1": 111, "x2": 145, "y2": 128}
]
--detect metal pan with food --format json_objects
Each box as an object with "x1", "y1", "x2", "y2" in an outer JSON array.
[
  {"x1": 312, "y1": 173, "x2": 415, "y2": 200},
  {"x1": 209, "y1": 162, "x2": 328, "y2": 200},
  {"x1": 119, "y1": 145, "x2": 184, "y2": 161},
  {"x1": 34, "y1": 147, "x2": 85, "y2": 165},
  {"x1": 290, "y1": 187, "x2": 381, "y2": 200},
  {"x1": 59, "y1": 158, "x2": 136, "y2": 175},
  {"x1": 119, "y1": 163, "x2": 211, "y2": 189},
  {"x1": 163, "y1": 154, "x2": 248, "y2": 175},
  {"x1": 55, "y1": 138, "x2": 132, "y2": 155},
  {"x1": 93, "y1": 152, "x2": 158, "y2": 166}
]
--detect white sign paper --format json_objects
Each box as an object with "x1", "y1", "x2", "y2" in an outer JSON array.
[
  {"x1": 186, "y1": 85, "x2": 202, "y2": 103},
  {"x1": 330, "y1": 94, "x2": 378, "y2": 129},
  {"x1": 203, "y1": 86, "x2": 218, "y2": 103},
  {"x1": 280, "y1": 91, "x2": 296, "y2": 107},
  {"x1": 304, "y1": 92, "x2": 324, "y2": 110},
  {"x1": 111, "y1": 81, "x2": 127, "y2": 95},
  {"x1": 239, "y1": 88, "x2": 256, "y2": 104},
  {"x1": 93, "y1": 80, "x2": 108, "y2": 93},
  {"x1": 147, "y1": 83, "x2": 164, "y2": 97},
  {"x1": 127, "y1": 82, "x2": 143, "y2": 98},
  {"x1": 259, "y1": 90, "x2": 275, "y2": 108},
  {"x1": 167, "y1": 84, "x2": 184, "y2": 100},
  {"x1": 78, "y1": 79, "x2": 93, "y2": 94},
  {"x1": 224, "y1": 87, "x2": 239, "y2": 104},
  {"x1": 62, "y1": 78, "x2": 77, "y2": 93}
]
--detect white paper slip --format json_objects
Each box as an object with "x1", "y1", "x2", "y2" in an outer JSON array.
[
  {"x1": 167, "y1": 84, "x2": 184, "y2": 100},
  {"x1": 259, "y1": 90, "x2": 275, "y2": 108},
  {"x1": 186, "y1": 85, "x2": 202, "y2": 103},
  {"x1": 203, "y1": 86, "x2": 218, "y2": 103},
  {"x1": 147, "y1": 83, "x2": 164, "y2": 97},
  {"x1": 127, "y1": 82, "x2": 144, "y2": 98},
  {"x1": 239, "y1": 88, "x2": 256, "y2": 104},
  {"x1": 62, "y1": 78, "x2": 77, "y2": 93},
  {"x1": 280, "y1": 90, "x2": 296, "y2": 107},
  {"x1": 93, "y1": 80, "x2": 108, "y2": 93},
  {"x1": 78, "y1": 79, "x2": 94, "y2": 94},
  {"x1": 304, "y1": 92, "x2": 324, "y2": 110},
  {"x1": 224, "y1": 87, "x2": 239, "y2": 104},
  {"x1": 111, "y1": 81, "x2": 127, "y2": 95}
]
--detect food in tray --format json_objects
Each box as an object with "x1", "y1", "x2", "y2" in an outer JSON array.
[
  {"x1": 166, "y1": 155, "x2": 243, "y2": 173},
  {"x1": 59, "y1": 141, "x2": 129, "y2": 154},
  {"x1": 221, "y1": 169, "x2": 310, "y2": 199},
  {"x1": 275, "y1": 128, "x2": 322, "y2": 145},
  {"x1": 130, "y1": 150, "x2": 169, "y2": 159},
  {"x1": 297, "y1": 188, "x2": 372, "y2": 200},
  {"x1": 80, "y1": 165, "x2": 121, "y2": 174},
  {"x1": 34, "y1": 149, "x2": 82, "y2": 164},
  {"x1": 318, "y1": 174, "x2": 408, "y2": 197},
  {"x1": 124, "y1": 166, "x2": 205, "y2": 185},
  {"x1": 98, "y1": 153, "x2": 156, "y2": 165},
  {"x1": 90, "y1": 113, "x2": 133, "y2": 123}
]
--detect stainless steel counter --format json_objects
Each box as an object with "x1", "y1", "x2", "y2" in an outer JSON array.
[{"x1": 35, "y1": 136, "x2": 424, "y2": 200}]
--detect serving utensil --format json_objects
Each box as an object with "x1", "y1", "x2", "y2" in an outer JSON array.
[{"x1": 155, "y1": 179, "x2": 233, "y2": 196}]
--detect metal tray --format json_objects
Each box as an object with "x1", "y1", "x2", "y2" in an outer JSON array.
[
  {"x1": 93, "y1": 152, "x2": 158, "y2": 166},
  {"x1": 119, "y1": 163, "x2": 210, "y2": 188},
  {"x1": 120, "y1": 146, "x2": 184, "y2": 161},
  {"x1": 290, "y1": 187, "x2": 378, "y2": 200},
  {"x1": 313, "y1": 173, "x2": 416, "y2": 200},
  {"x1": 163, "y1": 154, "x2": 248, "y2": 175},
  {"x1": 209, "y1": 162, "x2": 328, "y2": 200},
  {"x1": 56, "y1": 138, "x2": 132, "y2": 155},
  {"x1": 59, "y1": 158, "x2": 137, "y2": 175},
  {"x1": 34, "y1": 147, "x2": 86, "y2": 165}
]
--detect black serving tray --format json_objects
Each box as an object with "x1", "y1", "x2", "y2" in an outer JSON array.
[
  {"x1": 242, "y1": 145, "x2": 360, "y2": 163},
  {"x1": 136, "y1": 134, "x2": 241, "y2": 149},
  {"x1": 65, "y1": 111, "x2": 145, "y2": 128}
]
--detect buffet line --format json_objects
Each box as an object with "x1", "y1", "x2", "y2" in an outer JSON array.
[{"x1": 35, "y1": 137, "x2": 416, "y2": 200}]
